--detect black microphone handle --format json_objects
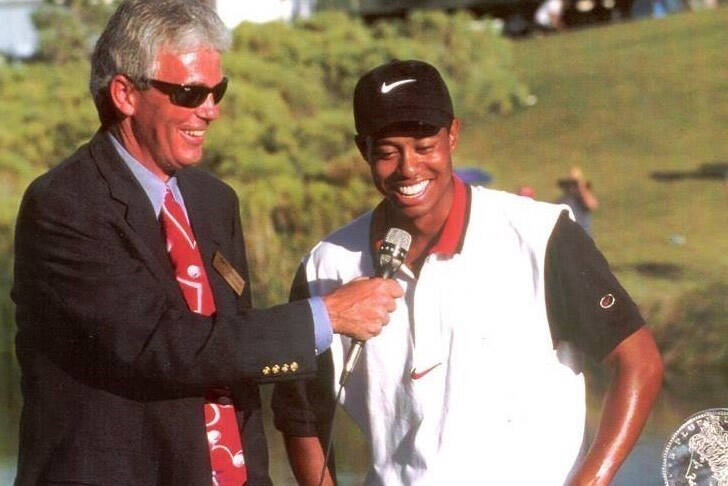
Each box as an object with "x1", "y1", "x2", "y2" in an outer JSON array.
[{"x1": 339, "y1": 265, "x2": 395, "y2": 386}]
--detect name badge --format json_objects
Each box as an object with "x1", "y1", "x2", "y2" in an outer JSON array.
[{"x1": 212, "y1": 251, "x2": 246, "y2": 296}]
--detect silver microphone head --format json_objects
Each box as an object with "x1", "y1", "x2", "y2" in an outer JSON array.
[
  {"x1": 384, "y1": 227, "x2": 412, "y2": 252},
  {"x1": 378, "y1": 228, "x2": 411, "y2": 277}
]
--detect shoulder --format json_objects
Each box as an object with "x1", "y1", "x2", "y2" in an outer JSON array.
[
  {"x1": 21, "y1": 141, "x2": 99, "y2": 214},
  {"x1": 310, "y1": 212, "x2": 372, "y2": 257},
  {"x1": 179, "y1": 166, "x2": 239, "y2": 210},
  {"x1": 305, "y1": 211, "x2": 372, "y2": 275},
  {"x1": 469, "y1": 186, "x2": 571, "y2": 236},
  {"x1": 181, "y1": 166, "x2": 236, "y2": 197}
]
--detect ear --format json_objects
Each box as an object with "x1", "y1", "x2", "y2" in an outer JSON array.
[
  {"x1": 448, "y1": 118, "x2": 461, "y2": 152},
  {"x1": 108, "y1": 74, "x2": 139, "y2": 118},
  {"x1": 354, "y1": 134, "x2": 370, "y2": 162}
]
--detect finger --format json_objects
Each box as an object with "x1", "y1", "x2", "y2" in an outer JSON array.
[
  {"x1": 386, "y1": 299, "x2": 396, "y2": 312},
  {"x1": 385, "y1": 280, "x2": 405, "y2": 297}
]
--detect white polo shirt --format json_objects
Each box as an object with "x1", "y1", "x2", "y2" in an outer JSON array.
[{"x1": 273, "y1": 178, "x2": 644, "y2": 485}]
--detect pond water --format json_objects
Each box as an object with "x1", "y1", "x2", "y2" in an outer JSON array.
[
  {"x1": 1, "y1": 385, "x2": 723, "y2": 485},
  {"x1": 261, "y1": 382, "x2": 724, "y2": 485}
]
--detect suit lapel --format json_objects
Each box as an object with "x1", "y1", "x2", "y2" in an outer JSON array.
[
  {"x1": 89, "y1": 132, "x2": 175, "y2": 283},
  {"x1": 90, "y1": 131, "x2": 234, "y2": 313}
]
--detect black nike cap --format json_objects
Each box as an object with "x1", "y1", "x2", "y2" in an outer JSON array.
[{"x1": 353, "y1": 59, "x2": 454, "y2": 137}]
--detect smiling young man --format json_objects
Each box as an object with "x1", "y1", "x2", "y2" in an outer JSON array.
[
  {"x1": 272, "y1": 60, "x2": 663, "y2": 485},
  {"x1": 11, "y1": 2, "x2": 403, "y2": 485}
]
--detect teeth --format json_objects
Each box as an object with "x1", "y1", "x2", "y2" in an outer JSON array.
[
  {"x1": 183, "y1": 130, "x2": 205, "y2": 137},
  {"x1": 398, "y1": 180, "x2": 428, "y2": 196}
]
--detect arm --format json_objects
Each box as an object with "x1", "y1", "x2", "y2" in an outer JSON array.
[
  {"x1": 571, "y1": 167, "x2": 599, "y2": 211},
  {"x1": 575, "y1": 179, "x2": 599, "y2": 211},
  {"x1": 11, "y1": 181, "x2": 318, "y2": 397},
  {"x1": 13, "y1": 177, "x2": 399, "y2": 398},
  {"x1": 544, "y1": 212, "x2": 661, "y2": 484},
  {"x1": 273, "y1": 264, "x2": 340, "y2": 485},
  {"x1": 569, "y1": 327, "x2": 663, "y2": 485},
  {"x1": 284, "y1": 436, "x2": 334, "y2": 486}
]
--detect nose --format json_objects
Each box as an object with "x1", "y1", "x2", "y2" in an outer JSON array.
[
  {"x1": 399, "y1": 146, "x2": 418, "y2": 178},
  {"x1": 195, "y1": 93, "x2": 220, "y2": 122}
]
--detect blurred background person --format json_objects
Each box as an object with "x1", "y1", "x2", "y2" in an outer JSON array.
[{"x1": 557, "y1": 166, "x2": 599, "y2": 235}]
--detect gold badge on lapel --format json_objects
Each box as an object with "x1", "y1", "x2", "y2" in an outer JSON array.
[{"x1": 212, "y1": 251, "x2": 246, "y2": 296}]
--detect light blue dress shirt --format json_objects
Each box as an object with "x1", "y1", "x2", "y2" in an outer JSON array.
[{"x1": 109, "y1": 133, "x2": 332, "y2": 354}]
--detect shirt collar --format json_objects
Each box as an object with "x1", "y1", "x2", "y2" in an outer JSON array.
[
  {"x1": 429, "y1": 174, "x2": 470, "y2": 257},
  {"x1": 108, "y1": 132, "x2": 184, "y2": 216},
  {"x1": 370, "y1": 174, "x2": 471, "y2": 260}
]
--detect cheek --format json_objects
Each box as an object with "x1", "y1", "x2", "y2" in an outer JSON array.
[
  {"x1": 369, "y1": 165, "x2": 386, "y2": 193},
  {"x1": 371, "y1": 162, "x2": 396, "y2": 190},
  {"x1": 432, "y1": 151, "x2": 452, "y2": 175}
]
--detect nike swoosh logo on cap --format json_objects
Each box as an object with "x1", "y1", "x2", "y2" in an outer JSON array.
[
  {"x1": 381, "y1": 79, "x2": 416, "y2": 94},
  {"x1": 411, "y1": 362, "x2": 442, "y2": 380}
]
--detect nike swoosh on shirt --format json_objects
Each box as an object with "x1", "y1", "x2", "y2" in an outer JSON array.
[
  {"x1": 410, "y1": 362, "x2": 442, "y2": 380},
  {"x1": 381, "y1": 79, "x2": 416, "y2": 94}
]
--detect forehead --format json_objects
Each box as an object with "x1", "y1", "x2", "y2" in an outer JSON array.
[
  {"x1": 154, "y1": 46, "x2": 222, "y2": 83},
  {"x1": 370, "y1": 125, "x2": 446, "y2": 146}
]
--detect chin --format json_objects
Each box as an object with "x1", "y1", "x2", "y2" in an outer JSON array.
[
  {"x1": 392, "y1": 202, "x2": 431, "y2": 220},
  {"x1": 175, "y1": 153, "x2": 204, "y2": 168}
]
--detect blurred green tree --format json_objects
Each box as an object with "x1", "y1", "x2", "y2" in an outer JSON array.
[
  {"x1": 0, "y1": 9, "x2": 532, "y2": 427},
  {"x1": 32, "y1": 0, "x2": 120, "y2": 63}
]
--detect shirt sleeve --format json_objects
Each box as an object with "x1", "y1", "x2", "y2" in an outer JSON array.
[
  {"x1": 544, "y1": 211, "x2": 645, "y2": 362},
  {"x1": 308, "y1": 296, "x2": 333, "y2": 355}
]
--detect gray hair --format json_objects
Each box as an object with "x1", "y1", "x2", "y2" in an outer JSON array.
[{"x1": 90, "y1": 0, "x2": 231, "y2": 127}]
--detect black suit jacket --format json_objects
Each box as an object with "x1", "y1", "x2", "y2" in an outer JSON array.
[{"x1": 12, "y1": 132, "x2": 316, "y2": 485}]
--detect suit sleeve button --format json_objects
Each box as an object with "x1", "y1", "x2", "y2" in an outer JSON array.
[
  {"x1": 281, "y1": 364, "x2": 289, "y2": 373},
  {"x1": 262, "y1": 366, "x2": 271, "y2": 375},
  {"x1": 271, "y1": 364, "x2": 280, "y2": 374},
  {"x1": 290, "y1": 361, "x2": 299, "y2": 372}
]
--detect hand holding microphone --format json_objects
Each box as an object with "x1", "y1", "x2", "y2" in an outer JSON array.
[
  {"x1": 337, "y1": 228, "x2": 411, "y2": 386},
  {"x1": 317, "y1": 228, "x2": 410, "y2": 486}
]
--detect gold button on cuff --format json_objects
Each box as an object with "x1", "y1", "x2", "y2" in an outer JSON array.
[
  {"x1": 262, "y1": 366, "x2": 271, "y2": 375},
  {"x1": 290, "y1": 361, "x2": 299, "y2": 372},
  {"x1": 271, "y1": 364, "x2": 281, "y2": 374},
  {"x1": 281, "y1": 364, "x2": 290, "y2": 373}
]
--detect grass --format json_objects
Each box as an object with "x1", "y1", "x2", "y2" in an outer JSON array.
[{"x1": 457, "y1": 8, "x2": 728, "y2": 308}]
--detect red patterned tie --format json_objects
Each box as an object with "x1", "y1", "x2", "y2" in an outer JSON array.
[{"x1": 161, "y1": 187, "x2": 247, "y2": 486}]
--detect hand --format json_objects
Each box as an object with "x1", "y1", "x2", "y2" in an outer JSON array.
[
  {"x1": 570, "y1": 166, "x2": 585, "y2": 181},
  {"x1": 323, "y1": 277, "x2": 403, "y2": 341}
]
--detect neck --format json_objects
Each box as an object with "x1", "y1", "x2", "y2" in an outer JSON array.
[
  {"x1": 110, "y1": 122, "x2": 171, "y2": 182},
  {"x1": 386, "y1": 188, "x2": 454, "y2": 268}
]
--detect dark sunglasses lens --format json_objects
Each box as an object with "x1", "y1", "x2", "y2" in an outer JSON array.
[
  {"x1": 171, "y1": 78, "x2": 228, "y2": 108},
  {"x1": 172, "y1": 87, "x2": 206, "y2": 108},
  {"x1": 212, "y1": 78, "x2": 228, "y2": 104}
]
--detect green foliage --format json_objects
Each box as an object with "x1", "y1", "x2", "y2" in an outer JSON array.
[
  {"x1": 32, "y1": 0, "x2": 119, "y2": 64},
  {"x1": 0, "y1": 10, "x2": 530, "y2": 422},
  {"x1": 649, "y1": 283, "x2": 728, "y2": 397},
  {"x1": 206, "y1": 10, "x2": 530, "y2": 306}
]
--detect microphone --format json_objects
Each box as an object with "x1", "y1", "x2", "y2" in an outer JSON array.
[{"x1": 339, "y1": 227, "x2": 411, "y2": 386}]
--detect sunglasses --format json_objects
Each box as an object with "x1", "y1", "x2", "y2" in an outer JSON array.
[{"x1": 144, "y1": 77, "x2": 228, "y2": 108}]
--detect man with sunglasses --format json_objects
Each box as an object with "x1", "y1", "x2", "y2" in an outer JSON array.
[{"x1": 11, "y1": 1, "x2": 401, "y2": 485}]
